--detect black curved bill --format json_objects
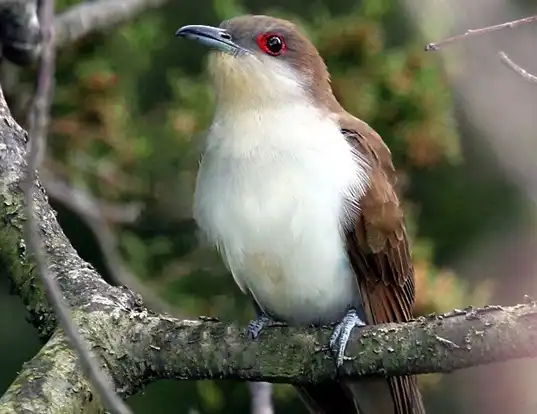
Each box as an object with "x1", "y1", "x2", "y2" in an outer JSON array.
[{"x1": 174, "y1": 24, "x2": 246, "y2": 54}]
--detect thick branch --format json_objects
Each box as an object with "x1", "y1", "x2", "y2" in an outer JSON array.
[
  {"x1": 2, "y1": 295, "x2": 537, "y2": 412},
  {"x1": 0, "y1": 331, "x2": 105, "y2": 413}
]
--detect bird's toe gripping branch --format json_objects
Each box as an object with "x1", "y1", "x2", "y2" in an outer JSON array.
[
  {"x1": 245, "y1": 314, "x2": 287, "y2": 339},
  {"x1": 329, "y1": 308, "x2": 366, "y2": 367}
]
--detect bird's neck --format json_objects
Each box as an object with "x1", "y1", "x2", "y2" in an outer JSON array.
[{"x1": 207, "y1": 100, "x2": 340, "y2": 158}]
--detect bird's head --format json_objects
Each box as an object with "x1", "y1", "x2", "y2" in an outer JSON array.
[{"x1": 175, "y1": 15, "x2": 337, "y2": 110}]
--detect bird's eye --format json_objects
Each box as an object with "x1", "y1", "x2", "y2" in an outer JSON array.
[{"x1": 256, "y1": 33, "x2": 286, "y2": 56}]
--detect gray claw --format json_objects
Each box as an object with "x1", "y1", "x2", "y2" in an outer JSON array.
[
  {"x1": 329, "y1": 309, "x2": 366, "y2": 367},
  {"x1": 245, "y1": 314, "x2": 285, "y2": 340}
]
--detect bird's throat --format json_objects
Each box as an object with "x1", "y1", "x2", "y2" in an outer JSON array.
[{"x1": 208, "y1": 52, "x2": 307, "y2": 111}]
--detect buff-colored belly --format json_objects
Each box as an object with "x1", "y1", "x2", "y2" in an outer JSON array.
[{"x1": 229, "y1": 248, "x2": 360, "y2": 326}]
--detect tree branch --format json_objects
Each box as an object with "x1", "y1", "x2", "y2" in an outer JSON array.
[
  {"x1": 498, "y1": 51, "x2": 537, "y2": 84},
  {"x1": 425, "y1": 14, "x2": 537, "y2": 51},
  {"x1": 54, "y1": 0, "x2": 169, "y2": 49},
  {"x1": 42, "y1": 174, "x2": 142, "y2": 224}
]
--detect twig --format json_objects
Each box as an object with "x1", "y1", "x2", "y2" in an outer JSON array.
[
  {"x1": 22, "y1": 1, "x2": 131, "y2": 413},
  {"x1": 249, "y1": 382, "x2": 274, "y2": 414},
  {"x1": 498, "y1": 51, "x2": 537, "y2": 84},
  {"x1": 42, "y1": 172, "x2": 176, "y2": 314},
  {"x1": 54, "y1": 0, "x2": 169, "y2": 48},
  {"x1": 425, "y1": 14, "x2": 537, "y2": 51},
  {"x1": 42, "y1": 174, "x2": 142, "y2": 224}
]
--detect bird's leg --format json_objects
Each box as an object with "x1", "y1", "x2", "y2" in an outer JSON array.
[
  {"x1": 329, "y1": 308, "x2": 366, "y2": 367},
  {"x1": 245, "y1": 314, "x2": 286, "y2": 339}
]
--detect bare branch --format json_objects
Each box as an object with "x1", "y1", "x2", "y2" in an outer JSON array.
[
  {"x1": 43, "y1": 175, "x2": 142, "y2": 224},
  {"x1": 498, "y1": 51, "x2": 537, "y2": 84},
  {"x1": 425, "y1": 14, "x2": 537, "y2": 51},
  {"x1": 54, "y1": 0, "x2": 169, "y2": 49},
  {"x1": 22, "y1": 1, "x2": 131, "y2": 413},
  {"x1": 42, "y1": 171, "x2": 177, "y2": 314}
]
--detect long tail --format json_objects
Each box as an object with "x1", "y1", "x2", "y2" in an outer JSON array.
[{"x1": 295, "y1": 376, "x2": 425, "y2": 414}]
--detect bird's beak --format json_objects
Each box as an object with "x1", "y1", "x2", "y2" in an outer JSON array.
[{"x1": 175, "y1": 24, "x2": 246, "y2": 55}]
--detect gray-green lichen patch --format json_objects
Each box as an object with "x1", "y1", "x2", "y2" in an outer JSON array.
[{"x1": 0, "y1": 332, "x2": 104, "y2": 414}]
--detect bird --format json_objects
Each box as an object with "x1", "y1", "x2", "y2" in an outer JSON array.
[{"x1": 175, "y1": 14, "x2": 425, "y2": 414}]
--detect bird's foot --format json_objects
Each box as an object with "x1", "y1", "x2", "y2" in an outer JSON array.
[
  {"x1": 329, "y1": 308, "x2": 366, "y2": 367},
  {"x1": 245, "y1": 314, "x2": 286, "y2": 340}
]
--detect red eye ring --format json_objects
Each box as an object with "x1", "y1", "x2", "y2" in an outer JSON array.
[{"x1": 256, "y1": 33, "x2": 286, "y2": 56}]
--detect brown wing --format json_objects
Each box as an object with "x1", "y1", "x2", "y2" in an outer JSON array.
[{"x1": 339, "y1": 116, "x2": 425, "y2": 414}]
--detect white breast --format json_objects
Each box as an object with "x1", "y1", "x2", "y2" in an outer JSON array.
[{"x1": 193, "y1": 103, "x2": 370, "y2": 325}]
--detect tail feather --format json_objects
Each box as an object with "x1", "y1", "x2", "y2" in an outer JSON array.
[{"x1": 295, "y1": 376, "x2": 425, "y2": 414}]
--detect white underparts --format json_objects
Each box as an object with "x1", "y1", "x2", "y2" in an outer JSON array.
[{"x1": 194, "y1": 56, "x2": 371, "y2": 325}]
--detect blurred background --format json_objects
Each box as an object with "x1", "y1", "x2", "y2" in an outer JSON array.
[{"x1": 2, "y1": 0, "x2": 537, "y2": 412}]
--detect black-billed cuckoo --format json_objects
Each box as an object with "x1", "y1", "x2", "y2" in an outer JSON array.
[{"x1": 175, "y1": 14, "x2": 425, "y2": 414}]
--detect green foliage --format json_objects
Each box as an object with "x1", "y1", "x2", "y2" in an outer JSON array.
[{"x1": 27, "y1": 0, "x2": 525, "y2": 412}]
